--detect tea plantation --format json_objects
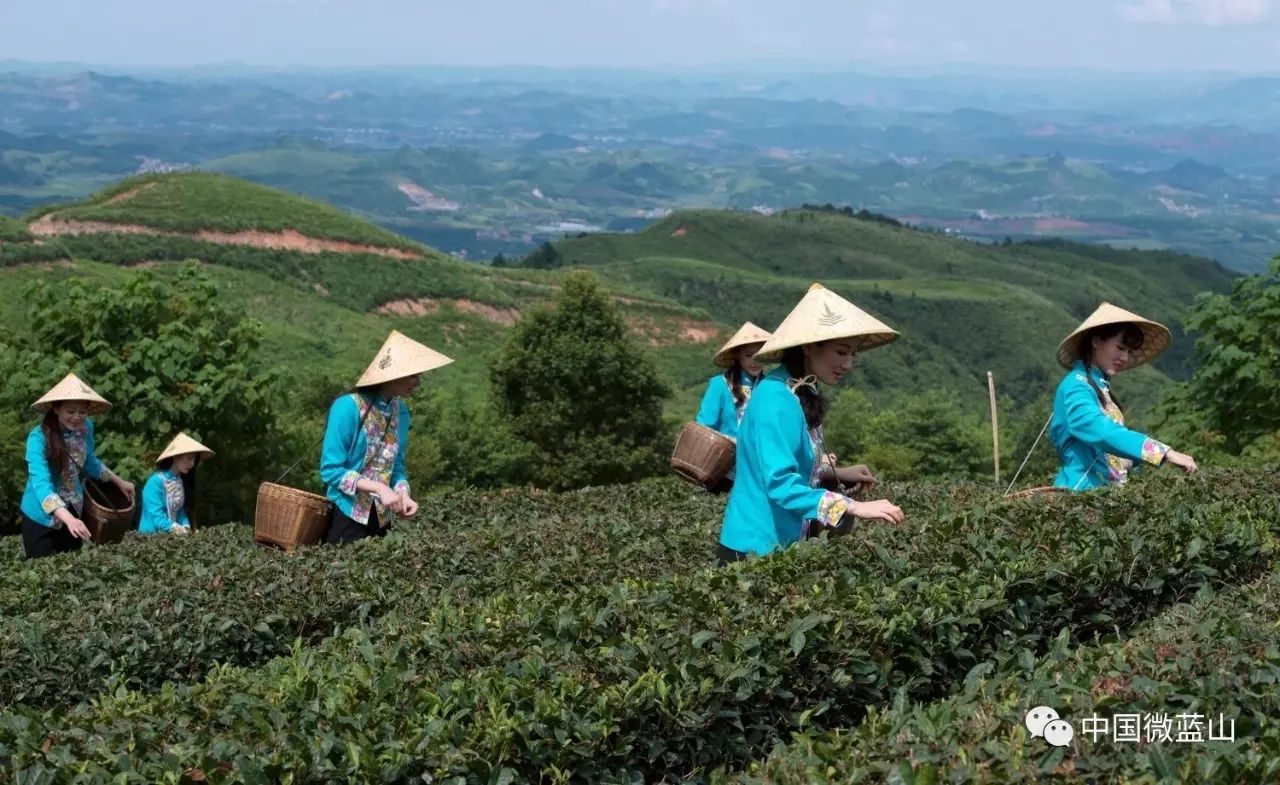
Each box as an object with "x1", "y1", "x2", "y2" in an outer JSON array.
[{"x1": 1, "y1": 469, "x2": 1278, "y2": 783}]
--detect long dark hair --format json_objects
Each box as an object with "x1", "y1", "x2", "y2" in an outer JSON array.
[
  {"x1": 723, "y1": 360, "x2": 762, "y2": 409},
  {"x1": 781, "y1": 346, "x2": 828, "y2": 429},
  {"x1": 41, "y1": 410, "x2": 70, "y2": 480},
  {"x1": 158, "y1": 456, "x2": 200, "y2": 527},
  {"x1": 1077, "y1": 322, "x2": 1145, "y2": 413}
]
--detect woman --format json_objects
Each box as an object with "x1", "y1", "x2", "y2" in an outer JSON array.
[
  {"x1": 319, "y1": 330, "x2": 452, "y2": 544},
  {"x1": 19, "y1": 373, "x2": 135, "y2": 559},
  {"x1": 695, "y1": 322, "x2": 772, "y2": 439},
  {"x1": 139, "y1": 433, "x2": 214, "y2": 535},
  {"x1": 1050, "y1": 302, "x2": 1197, "y2": 491},
  {"x1": 718, "y1": 284, "x2": 905, "y2": 563}
]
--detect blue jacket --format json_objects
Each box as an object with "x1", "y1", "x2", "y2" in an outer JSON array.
[
  {"x1": 319, "y1": 392, "x2": 411, "y2": 524},
  {"x1": 20, "y1": 419, "x2": 111, "y2": 527},
  {"x1": 719, "y1": 367, "x2": 851, "y2": 556},
  {"x1": 138, "y1": 470, "x2": 189, "y2": 534},
  {"x1": 1050, "y1": 361, "x2": 1169, "y2": 491},
  {"x1": 695, "y1": 371, "x2": 761, "y2": 439}
]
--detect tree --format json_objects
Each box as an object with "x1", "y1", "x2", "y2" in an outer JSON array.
[
  {"x1": 410, "y1": 387, "x2": 533, "y2": 489},
  {"x1": 824, "y1": 387, "x2": 990, "y2": 481},
  {"x1": 1157, "y1": 257, "x2": 1280, "y2": 459},
  {"x1": 7, "y1": 263, "x2": 286, "y2": 523},
  {"x1": 490, "y1": 271, "x2": 669, "y2": 490},
  {"x1": 521, "y1": 241, "x2": 561, "y2": 270}
]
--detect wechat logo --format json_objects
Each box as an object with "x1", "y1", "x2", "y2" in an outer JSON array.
[{"x1": 1026, "y1": 705, "x2": 1075, "y2": 748}]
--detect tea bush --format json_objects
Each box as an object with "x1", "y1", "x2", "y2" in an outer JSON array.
[{"x1": 1, "y1": 471, "x2": 1275, "y2": 782}]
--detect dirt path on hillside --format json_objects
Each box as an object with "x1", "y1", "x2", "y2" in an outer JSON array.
[
  {"x1": 103, "y1": 182, "x2": 159, "y2": 205},
  {"x1": 28, "y1": 215, "x2": 422, "y2": 259}
]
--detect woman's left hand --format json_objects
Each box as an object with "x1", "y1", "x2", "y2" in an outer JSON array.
[
  {"x1": 113, "y1": 476, "x2": 136, "y2": 501},
  {"x1": 400, "y1": 494, "x2": 419, "y2": 518}
]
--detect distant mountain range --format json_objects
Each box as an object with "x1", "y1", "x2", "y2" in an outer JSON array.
[{"x1": 1, "y1": 67, "x2": 1277, "y2": 271}]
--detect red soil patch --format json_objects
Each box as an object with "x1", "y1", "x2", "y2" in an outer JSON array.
[
  {"x1": 28, "y1": 215, "x2": 421, "y2": 260},
  {"x1": 375, "y1": 297, "x2": 521, "y2": 326},
  {"x1": 626, "y1": 314, "x2": 722, "y2": 347}
]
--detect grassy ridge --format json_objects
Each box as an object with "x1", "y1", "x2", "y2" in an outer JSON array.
[
  {"x1": 26, "y1": 173, "x2": 432, "y2": 254},
  {"x1": 0, "y1": 216, "x2": 33, "y2": 243},
  {"x1": 543, "y1": 208, "x2": 1237, "y2": 387}
]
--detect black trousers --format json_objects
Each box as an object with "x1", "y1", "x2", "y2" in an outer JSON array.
[
  {"x1": 325, "y1": 506, "x2": 388, "y2": 545},
  {"x1": 716, "y1": 542, "x2": 748, "y2": 567},
  {"x1": 22, "y1": 514, "x2": 84, "y2": 560}
]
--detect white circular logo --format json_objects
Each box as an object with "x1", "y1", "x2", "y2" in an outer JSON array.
[
  {"x1": 1044, "y1": 719, "x2": 1076, "y2": 748},
  {"x1": 1025, "y1": 706, "x2": 1059, "y2": 738}
]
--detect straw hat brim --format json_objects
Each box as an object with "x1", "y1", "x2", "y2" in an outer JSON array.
[
  {"x1": 713, "y1": 322, "x2": 773, "y2": 368},
  {"x1": 31, "y1": 374, "x2": 112, "y2": 415},
  {"x1": 31, "y1": 400, "x2": 111, "y2": 416},
  {"x1": 356, "y1": 330, "x2": 454, "y2": 388},
  {"x1": 753, "y1": 284, "x2": 899, "y2": 363},
  {"x1": 156, "y1": 434, "x2": 215, "y2": 465},
  {"x1": 754, "y1": 331, "x2": 898, "y2": 363},
  {"x1": 1056, "y1": 304, "x2": 1171, "y2": 370}
]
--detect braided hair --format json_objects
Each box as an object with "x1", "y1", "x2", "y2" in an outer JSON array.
[
  {"x1": 781, "y1": 345, "x2": 828, "y2": 429},
  {"x1": 723, "y1": 359, "x2": 763, "y2": 409},
  {"x1": 157, "y1": 456, "x2": 201, "y2": 527},
  {"x1": 40, "y1": 409, "x2": 69, "y2": 480}
]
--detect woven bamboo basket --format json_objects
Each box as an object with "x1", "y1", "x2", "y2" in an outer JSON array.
[
  {"x1": 254, "y1": 482, "x2": 330, "y2": 553},
  {"x1": 671, "y1": 422, "x2": 736, "y2": 489},
  {"x1": 83, "y1": 478, "x2": 134, "y2": 545}
]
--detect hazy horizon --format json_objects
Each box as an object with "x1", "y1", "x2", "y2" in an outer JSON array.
[{"x1": 4, "y1": 0, "x2": 1278, "y2": 72}]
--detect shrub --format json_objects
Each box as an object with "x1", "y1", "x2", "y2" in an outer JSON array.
[
  {"x1": 6, "y1": 263, "x2": 286, "y2": 522},
  {"x1": 491, "y1": 270, "x2": 669, "y2": 490}
]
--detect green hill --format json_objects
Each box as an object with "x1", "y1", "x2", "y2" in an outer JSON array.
[
  {"x1": 0, "y1": 216, "x2": 32, "y2": 243},
  {"x1": 26, "y1": 172, "x2": 434, "y2": 256},
  {"x1": 0, "y1": 175, "x2": 1239, "y2": 442},
  {"x1": 531, "y1": 207, "x2": 1237, "y2": 408},
  {"x1": 1, "y1": 174, "x2": 725, "y2": 412}
]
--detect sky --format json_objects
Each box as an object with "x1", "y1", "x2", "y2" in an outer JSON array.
[{"x1": 2, "y1": 0, "x2": 1278, "y2": 72}]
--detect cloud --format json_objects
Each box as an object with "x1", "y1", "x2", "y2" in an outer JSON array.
[
  {"x1": 653, "y1": 0, "x2": 731, "y2": 10},
  {"x1": 1199, "y1": 0, "x2": 1271, "y2": 23},
  {"x1": 866, "y1": 11, "x2": 904, "y2": 54},
  {"x1": 1121, "y1": 0, "x2": 1177, "y2": 22},
  {"x1": 1120, "y1": 0, "x2": 1271, "y2": 26}
]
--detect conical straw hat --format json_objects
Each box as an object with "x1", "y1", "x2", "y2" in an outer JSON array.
[
  {"x1": 713, "y1": 322, "x2": 774, "y2": 368},
  {"x1": 754, "y1": 283, "x2": 899, "y2": 363},
  {"x1": 156, "y1": 432, "x2": 214, "y2": 464},
  {"x1": 356, "y1": 330, "x2": 454, "y2": 388},
  {"x1": 31, "y1": 373, "x2": 111, "y2": 415},
  {"x1": 1056, "y1": 302, "x2": 1170, "y2": 370}
]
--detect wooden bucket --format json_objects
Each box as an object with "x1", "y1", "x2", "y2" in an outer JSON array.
[
  {"x1": 671, "y1": 422, "x2": 736, "y2": 489},
  {"x1": 83, "y1": 478, "x2": 135, "y2": 545},
  {"x1": 254, "y1": 482, "x2": 331, "y2": 553}
]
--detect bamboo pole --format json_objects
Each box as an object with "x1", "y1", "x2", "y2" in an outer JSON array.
[{"x1": 987, "y1": 371, "x2": 1000, "y2": 485}]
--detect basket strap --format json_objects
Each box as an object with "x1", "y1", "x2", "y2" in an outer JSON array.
[
  {"x1": 1003, "y1": 412, "x2": 1052, "y2": 497},
  {"x1": 275, "y1": 393, "x2": 378, "y2": 484}
]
